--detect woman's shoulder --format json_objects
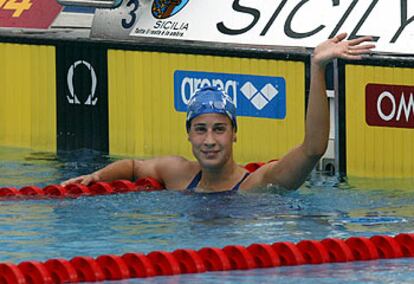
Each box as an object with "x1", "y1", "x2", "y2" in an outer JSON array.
[
  {"x1": 157, "y1": 156, "x2": 199, "y2": 189},
  {"x1": 157, "y1": 156, "x2": 199, "y2": 175}
]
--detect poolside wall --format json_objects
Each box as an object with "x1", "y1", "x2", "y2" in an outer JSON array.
[
  {"x1": 0, "y1": 37, "x2": 307, "y2": 164},
  {"x1": 0, "y1": 43, "x2": 56, "y2": 152},
  {"x1": 336, "y1": 58, "x2": 414, "y2": 178}
]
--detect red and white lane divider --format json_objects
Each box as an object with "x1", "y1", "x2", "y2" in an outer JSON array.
[{"x1": 0, "y1": 234, "x2": 413, "y2": 283}]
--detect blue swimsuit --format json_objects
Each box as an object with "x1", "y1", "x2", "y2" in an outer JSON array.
[{"x1": 186, "y1": 171, "x2": 250, "y2": 192}]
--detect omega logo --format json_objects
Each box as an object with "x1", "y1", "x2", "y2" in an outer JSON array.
[
  {"x1": 377, "y1": 91, "x2": 414, "y2": 122},
  {"x1": 66, "y1": 60, "x2": 98, "y2": 106}
]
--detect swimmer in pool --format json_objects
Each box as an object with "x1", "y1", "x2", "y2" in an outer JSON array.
[{"x1": 62, "y1": 34, "x2": 375, "y2": 193}]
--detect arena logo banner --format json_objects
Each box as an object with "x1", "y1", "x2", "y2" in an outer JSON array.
[
  {"x1": 366, "y1": 83, "x2": 414, "y2": 129},
  {"x1": 0, "y1": 0, "x2": 62, "y2": 28},
  {"x1": 174, "y1": 70, "x2": 286, "y2": 120},
  {"x1": 130, "y1": 0, "x2": 414, "y2": 54}
]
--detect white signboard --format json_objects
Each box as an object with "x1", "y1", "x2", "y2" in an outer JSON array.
[{"x1": 130, "y1": 0, "x2": 414, "y2": 54}]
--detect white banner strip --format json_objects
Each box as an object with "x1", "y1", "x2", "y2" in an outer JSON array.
[{"x1": 130, "y1": 0, "x2": 414, "y2": 54}]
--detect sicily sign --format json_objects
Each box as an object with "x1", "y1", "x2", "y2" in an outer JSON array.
[{"x1": 131, "y1": 0, "x2": 414, "y2": 54}]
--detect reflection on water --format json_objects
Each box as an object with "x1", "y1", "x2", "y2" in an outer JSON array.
[
  {"x1": 346, "y1": 176, "x2": 414, "y2": 191},
  {"x1": 0, "y1": 147, "x2": 113, "y2": 187},
  {"x1": 0, "y1": 146, "x2": 414, "y2": 283}
]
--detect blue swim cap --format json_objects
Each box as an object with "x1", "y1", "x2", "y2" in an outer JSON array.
[{"x1": 186, "y1": 86, "x2": 237, "y2": 132}]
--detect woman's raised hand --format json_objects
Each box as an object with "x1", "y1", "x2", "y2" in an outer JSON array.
[{"x1": 312, "y1": 33, "x2": 376, "y2": 67}]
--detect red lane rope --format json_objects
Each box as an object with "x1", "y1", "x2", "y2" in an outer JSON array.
[
  {"x1": 0, "y1": 234, "x2": 413, "y2": 283},
  {"x1": 0, "y1": 162, "x2": 271, "y2": 201},
  {"x1": 0, "y1": 178, "x2": 165, "y2": 200}
]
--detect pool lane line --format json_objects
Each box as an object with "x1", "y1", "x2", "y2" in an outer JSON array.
[
  {"x1": 0, "y1": 177, "x2": 165, "y2": 200},
  {"x1": 0, "y1": 233, "x2": 413, "y2": 283},
  {"x1": 0, "y1": 162, "x2": 267, "y2": 200}
]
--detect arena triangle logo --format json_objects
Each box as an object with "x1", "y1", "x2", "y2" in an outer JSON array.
[
  {"x1": 240, "y1": 82, "x2": 279, "y2": 111},
  {"x1": 151, "y1": 0, "x2": 190, "y2": 19}
]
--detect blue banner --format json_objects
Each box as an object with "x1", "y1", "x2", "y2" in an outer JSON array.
[{"x1": 174, "y1": 70, "x2": 286, "y2": 119}]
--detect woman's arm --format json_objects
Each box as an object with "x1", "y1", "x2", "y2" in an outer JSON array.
[
  {"x1": 61, "y1": 156, "x2": 189, "y2": 186},
  {"x1": 257, "y1": 33, "x2": 375, "y2": 190},
  {"x1": 61, "y1": 159, "x2": 136, "y2": 186}
]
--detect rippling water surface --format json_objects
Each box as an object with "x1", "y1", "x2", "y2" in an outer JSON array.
[{"x1": 1, "y1": 147, "x2": 414, "y2": 283}]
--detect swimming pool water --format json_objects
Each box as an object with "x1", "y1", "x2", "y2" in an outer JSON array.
[{"x1": 1, "y1": 146, "x2": 414, "y2": 283}]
